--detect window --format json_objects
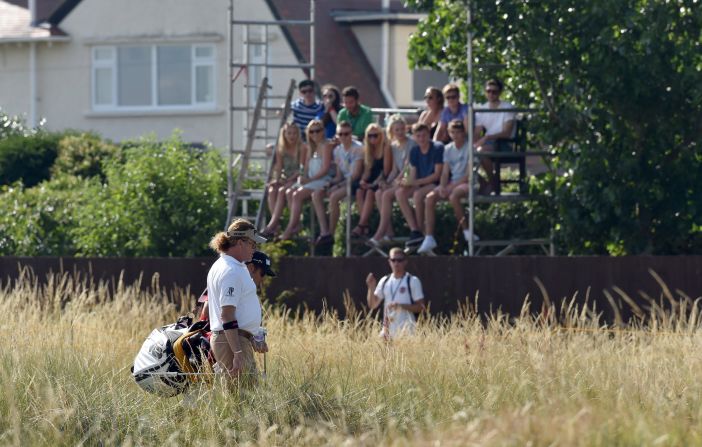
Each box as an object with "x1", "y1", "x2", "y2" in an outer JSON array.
[
  {"x1": 412, "y1": 69, "x2": 450, "y2": 102},
  {"x1": 92, "y1": 44, "x2": 215, "y2": 110}
]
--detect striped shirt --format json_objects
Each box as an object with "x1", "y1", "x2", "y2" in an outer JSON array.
[{"x1": 292, "y1": 99, "x2": 324, "y2": 136}]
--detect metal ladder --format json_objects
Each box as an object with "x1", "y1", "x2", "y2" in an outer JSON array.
[{"x1": 226, "y1": 0, "x2": 316, "y2": 227}]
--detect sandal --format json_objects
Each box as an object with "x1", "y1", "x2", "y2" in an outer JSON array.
[
  {"x1": 315, "y1": 234, "x2": 334, "y2": 246},
  {"x1": 351, "y1": 224, "x2": 370, "y2": 238}
]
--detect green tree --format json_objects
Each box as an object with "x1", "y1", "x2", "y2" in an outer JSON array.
[
  {"x1": 71, "y1": 134, "x2": 227, "y2": 257},
  {"x1": 406, "y1": 0, "x2": 702, "y2": 254}
]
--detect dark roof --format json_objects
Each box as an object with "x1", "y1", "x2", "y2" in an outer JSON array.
[
  {"x1": 3, "y1": 0, "x2": 76, "y2": 25},
  {"x1": 266, "y1": 0, "x2": 409, "y2": 108},
  {"x1": 0, "y1": 0, "x2": 70, "y2": 40}
]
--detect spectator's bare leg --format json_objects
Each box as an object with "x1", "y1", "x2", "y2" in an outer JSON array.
[
  {"x1": 280, "y1": 188, "x2": 313, "y2": 240},
  {"x1": 357, "y1": 189, "x2": 375, "y2": 227},
  {"x1": 312, "y1": 189, "x2": 329, "y2": 236},
  {"x1": 265, "y1": 184, "x2": 288, "y2": 232},
  {"x1": 449, "y1": 184, "x2": 470, "y2": 229},
  {"x1": 328, "y1": 187, "x2": 347, "y2": 236},
  {"x1": 395, "y1": 185, "x2": 419, "y2": 232},
  {"x1": 371, "y1": 187, "x2": 395, "y2": 241},
  {"x1": 413, "y1": 184, "x2": 435, "y2": 232},
  {"x1": 267, "y1": 184, "x2": 277, "y2": 215},
  {"x1": 424, "y1": 189, "x2": 439, "y2": 236}
]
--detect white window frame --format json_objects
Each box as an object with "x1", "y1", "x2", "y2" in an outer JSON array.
[{"x1": 91, "y1": 43, "x2": 216, "y2": 112}]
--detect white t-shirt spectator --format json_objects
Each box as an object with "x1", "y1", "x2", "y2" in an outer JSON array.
[
  {"x1": 374, "y1": 273, "x2": 424, "y2": 337},
  {"x1": 443, "y1": 140, "x2": 469, "y2": 182},
  {"x1": 332, "y1": 140, "x2": 363, "y2": 179},
  {"x1": 206, "y1": 254, "x2": 261, "y2": 333},
  {"x1": 475, "y1": 100, "x2": 516, "y2": 137}
]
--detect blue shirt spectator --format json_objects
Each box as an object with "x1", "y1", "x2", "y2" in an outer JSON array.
[{"x1": 410, "y1": 141, "x2": 444, "y2": 181}]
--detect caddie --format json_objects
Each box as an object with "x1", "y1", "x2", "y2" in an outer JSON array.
[
  {"x1": 206, "y1": 218, "x2": 268, "y2": 379},
  {"x1": 365, "y1": 247, "x2": 426, "y2": 338}
]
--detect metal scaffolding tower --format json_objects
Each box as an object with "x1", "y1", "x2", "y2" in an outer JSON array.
[{"x1": 226, "y1": 0, "x2": 316, "y2": 227}]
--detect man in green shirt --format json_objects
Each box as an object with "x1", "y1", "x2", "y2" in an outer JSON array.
[{"x1": 337, "y1": 86, "x2": 374, "y2": 140}]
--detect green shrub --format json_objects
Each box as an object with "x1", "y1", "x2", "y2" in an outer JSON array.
[
  {"x1": 0, "y1": 175, "x2": 96, "y2": 256},
  {"x1": 52, "y1": 132, "x2": 120, "y2": 180},
  {"x1": 71, "y1": 134, "x2": 227, "y2": 257},
  {"x1": 0, "y1": 132, "x2": 62, "y2": 187}
]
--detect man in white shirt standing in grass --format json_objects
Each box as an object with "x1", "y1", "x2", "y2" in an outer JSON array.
[{"x1": 365, "y1": 247, "x2": 426, "y2": 339}]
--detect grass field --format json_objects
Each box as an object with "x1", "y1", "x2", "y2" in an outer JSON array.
[{"x1": 1, "y1": 269, "x2": 702, "y2": 446}]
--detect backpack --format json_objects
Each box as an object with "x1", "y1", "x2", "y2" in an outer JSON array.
[{"x1": 131, "y1": 315, "x2": 211, "y2": 397}]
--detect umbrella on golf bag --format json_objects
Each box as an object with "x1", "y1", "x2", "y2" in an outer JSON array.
[{"x1": 131, "y1": 316, "x2": 212, "y2": 397}]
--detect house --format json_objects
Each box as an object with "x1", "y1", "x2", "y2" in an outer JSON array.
[{"x1": 0, "y1": 0, "x2": 442, "y2": 148}]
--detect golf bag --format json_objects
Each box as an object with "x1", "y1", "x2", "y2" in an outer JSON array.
[{"x1": 131, "y1": 315, "x2": 212, "y2": 397}]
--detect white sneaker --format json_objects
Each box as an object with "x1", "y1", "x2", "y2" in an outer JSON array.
[
  {"x1": 417, "y1": 235, "x2": 438, "y2": 254},
  {"x1": 463, "y1": 229, "x2": 480, "y2": 241}
]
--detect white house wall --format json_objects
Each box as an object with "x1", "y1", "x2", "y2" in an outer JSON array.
[
  {"x1": 0, "y1": 43, "x2": 31, "y2": 117},
  {"x1": 0, "y1": 0, "x2": 306, "y2": 150},
  {"x1": 390, "y1": 24, "x2": 415, "y2": 108}
]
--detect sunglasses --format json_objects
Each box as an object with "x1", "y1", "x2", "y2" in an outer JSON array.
[
  {"x1": 445, "y1": 94, "x2": 459, "y2": 100},
  {"x1": 300, "y1": 88, "x2": 314, "y2": 94},
  {"x1": 486, "y1": 89, "x2": 499, "y2": 94},
  {"x1": 389, "y1": 258, "x2": 406, "y2": 263},
  {"x1": 424, "y1": 95, "x2": 435, "y2": 100},
  {"x1": 337, "y1": 131, "x2": 351, "y2": 137},
  {"x1": 323, "y1": 93, "x2": 335, "y2": 98},
  {"x1": 367, "y1": 133, "x2": 380, "y2": 139},
  {"x1": 309, "y1": 128, "x2": 323, "y2": 134}
]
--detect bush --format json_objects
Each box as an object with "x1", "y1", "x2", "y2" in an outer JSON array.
[
  {"x1": 71, "y1": 134, "x2": 228, "y2": 257},
  {"x1": 52, "y1": 132, "x2": 120, "y2": 180},
  {"x1": 0, "y1": 175, "x2": 96, "y2": 256},
  {"x1": 0, "y1": 132, "x2": 62, "y2": 187}
]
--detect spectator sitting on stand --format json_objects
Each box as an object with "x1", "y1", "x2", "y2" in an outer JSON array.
[
  {"x1": 313, "y1": 121, "x2": 363, "y2": 245},
  {"x1": 262, "y1": 123, "x2": 305, "y2": 238},
  {"x1": 474, "y1": 78, "x2": 516, "y2": 194},
  {"x1": 278, "y1": 120, "x2": 333, "y2": 241},
  {"x1": 351, "y1": 123, "x2": 393, "y2": 238},
  {"x1": 417, "y1": 119, "x2": 478, "y2": 254},
  {"x1": 337, "y1": 86, "x2": 374, "y2": 140},
  {"x1": 316, "y1": 84, "x2": 342, "y2": 139},
  {"x1": 368, "y1": 115, "x2": 414, "y2": 246},
  {"x1": 292, "y1": 79, "x2": 324, "y2": 140},
  {"x1": 396, "y1": 123, "x2": 444, "y2": 253},
  {"x1": 417, "y1": 86, "x2": 444, "y2": 140},
  {"x1": 433, "y1": 83, "x2": 468, "y2": 144}
]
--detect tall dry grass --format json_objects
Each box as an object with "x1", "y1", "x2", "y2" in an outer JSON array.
[{"x1": 1, "y1": 268, "x2": 702, "y2": 446}]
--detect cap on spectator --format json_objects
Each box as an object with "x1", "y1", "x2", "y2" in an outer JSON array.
[{"x1": 248, "y1": 251, "x2": 276, "y2": 277}]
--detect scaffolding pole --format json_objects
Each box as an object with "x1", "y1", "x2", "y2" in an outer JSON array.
[{"x1": 467, "y1": 1, "x2": 475, "y2": 256}]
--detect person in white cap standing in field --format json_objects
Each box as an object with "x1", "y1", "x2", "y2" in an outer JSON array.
[{"x1": 206, "y1": 218, "x2": 268, "y2": 379}]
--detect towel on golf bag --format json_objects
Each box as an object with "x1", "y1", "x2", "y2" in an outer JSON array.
[{"x1": 131, "y1": 315, "x2": 211, "y2": 397}]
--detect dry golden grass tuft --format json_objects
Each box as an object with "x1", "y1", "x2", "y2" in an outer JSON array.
[{"x1": 1, "y1": 268, "x2": 701, "y2": 446}]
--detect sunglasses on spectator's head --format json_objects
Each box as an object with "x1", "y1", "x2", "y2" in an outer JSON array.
[
  {"x1": 445, "y1": 94, "x2": 459, "y2": 100},
  {"x1": 389, "y1": 257, "x2": 406, "y2": 263},
  {"x1": 300, "y1": 88, "x2": 314, "y2": 94},
  {"x1": 309, "y1": 128, "x2": 323, "y2": 134},
  {"x1": 337, "y1": 131, "x2": 351, "y2": 137},
  {"x1": 367, "y1": 133, "x2": 380, "y2": 139}
]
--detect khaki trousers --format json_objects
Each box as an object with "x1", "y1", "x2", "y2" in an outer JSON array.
[{"x1": 211, "y1": 332, "x2": 257, "y2": 379}]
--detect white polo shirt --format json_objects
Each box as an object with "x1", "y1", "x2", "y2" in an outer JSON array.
[
  {"x1": 206, "y1": 254, "x2": 261, "y2": 333},
  {"x1": 374, "y1": 273, "x2": 424, "y2": 337}
]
